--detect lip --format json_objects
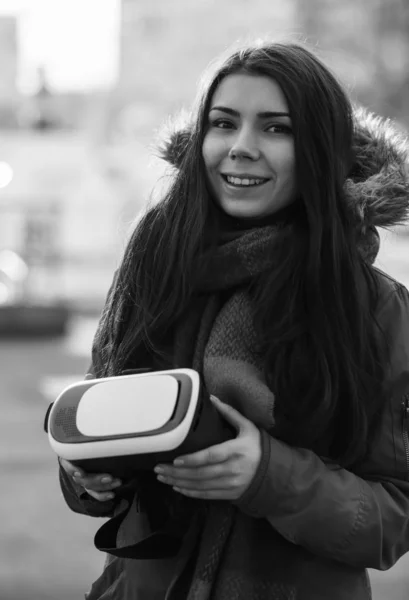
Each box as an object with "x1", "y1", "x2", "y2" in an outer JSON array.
[
  {"x1": 220, "y1": 173, "x2": 271, "y2": 194},
  {"x1": 222, "y1": 173, "x2": 271, "y2": 180}
]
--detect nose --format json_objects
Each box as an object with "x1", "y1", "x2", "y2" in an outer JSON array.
[{"x1": 228, "y1": 127, "x2": 260, "y2": 161}]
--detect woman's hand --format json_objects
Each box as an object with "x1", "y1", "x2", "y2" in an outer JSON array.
[
  {"x1": 154, "y1": 395, "x2": 262, "y2": 500},
  {"x1": 59, "y1": 458, "x2": 122, "y2": 502}
]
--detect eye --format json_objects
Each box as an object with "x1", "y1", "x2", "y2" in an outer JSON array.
[
  {"x1": 209, "y1": 119, "x2": 235, "y2": 130},
  {"x1": 266, "y1": 123, "x2": 292, "y2": 134}
]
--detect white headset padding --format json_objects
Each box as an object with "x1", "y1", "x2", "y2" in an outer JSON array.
[{"x1": 76, "y1": 375, "x2": 179, "y2": 437}]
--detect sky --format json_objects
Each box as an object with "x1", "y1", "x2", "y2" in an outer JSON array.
[{"x1": 0, "y1": 0, "x2": 120, "y2": 93}]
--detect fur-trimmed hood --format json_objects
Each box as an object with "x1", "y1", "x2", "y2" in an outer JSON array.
[{"x1": 159, "y1": 107, "x2": 409, "y2": 262}]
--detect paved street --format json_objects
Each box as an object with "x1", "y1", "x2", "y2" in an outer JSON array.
[{"x1": 0, "y1": 318, "x2": 104, "y2": 600}]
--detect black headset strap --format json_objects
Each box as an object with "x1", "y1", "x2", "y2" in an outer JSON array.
[{"x1": 93, "y1": 499, "x2": 198, "y2": 560}]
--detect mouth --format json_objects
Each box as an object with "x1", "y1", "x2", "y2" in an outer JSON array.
[{"x1": 221, "y1": 174, "x2": 271, "y2": 188}]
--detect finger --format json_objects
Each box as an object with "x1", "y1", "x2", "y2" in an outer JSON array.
[
  {"x1": 59, "y1": 458, "x2": 85, "y2": 478},
  {"x1": 210, "y1": 395, "x2": 250, "y2": 432},
  {"x1": 157, "y1": 473, "x2": 236, "y2": 491},
  {"x1": 73, "y1": 474, "x2": 122, "y2": 491},
  {"x1": 155, "y1": 462, "x2": 229, "y2": 481},
  {"x1": 173, "y1": 436, "x2": 241, "y2": 467},
  {"x1": 172, "y1": 487, "x2": 236, "y2": 500},
  {"x1": 85, "y1": 488, "x2": 116, "y2": 502}
]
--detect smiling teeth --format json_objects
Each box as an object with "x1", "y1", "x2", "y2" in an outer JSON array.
[{"x1": 226, "y1": 176, "x2": 266, "y2": 186}]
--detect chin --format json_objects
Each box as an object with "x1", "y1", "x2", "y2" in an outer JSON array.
[{"x1": 219, "y1": 201, "x2": 269, "y2": 220}]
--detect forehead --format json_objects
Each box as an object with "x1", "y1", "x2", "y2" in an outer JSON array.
[{"x1": 209, "y1": 73, "x2": 289, "y2": 114}]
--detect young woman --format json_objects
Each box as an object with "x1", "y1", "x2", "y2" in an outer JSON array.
[{"x1": 58, "y1": 41, "x2": 409, "y2": 599}]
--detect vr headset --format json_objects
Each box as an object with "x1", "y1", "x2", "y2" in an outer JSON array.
[{"x1": 45, "y1": 368, "x2": 233, "y2": 479}]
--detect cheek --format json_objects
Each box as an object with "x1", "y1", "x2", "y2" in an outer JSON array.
[
  {"x1": 283, "y1": 159, "x2": 296, "y2": 187},
  {"x1": 271, "y1": 144, "x2": 296, "y2": 184},
  {"x1": 202, "y1": 133, "x2": 228, "y2": 171},
  {"x1": 278, "y1": 161, "x2": 297, "y2": 200}
]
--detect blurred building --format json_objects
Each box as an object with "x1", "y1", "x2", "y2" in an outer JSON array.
[
  {"x1": 0, "y1": 16, "x2": 18, "y2": 128},
  {"x1": 295, "y1": 0, "x2": 409, "y2": 126},
  {"x1": 17, "y1": 69, "x2": 91, "y2": 131},
  {"x1": 0, "y1": 26, "x2": 122, "y2": 310}
]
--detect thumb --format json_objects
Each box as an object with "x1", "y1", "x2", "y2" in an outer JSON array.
[
  {"x1": 210, "y1": 395, "x2": 250, "y2": 432},
  {"x1": 59, "y1": 457, "x2": 84, "y2": 478}
]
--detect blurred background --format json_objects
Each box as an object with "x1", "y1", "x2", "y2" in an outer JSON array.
[{"x1": 0, "y1": 1, "x2": 408, "y2": 599}]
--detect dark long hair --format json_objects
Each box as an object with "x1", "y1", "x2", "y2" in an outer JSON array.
[{"x1": 93, "y1": 41, "x2": 387, "y2": 467}]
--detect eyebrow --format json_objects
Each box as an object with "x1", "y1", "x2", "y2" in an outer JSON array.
[{"x1": 209, "y1": 106, "x2": 290, "y2": 118}]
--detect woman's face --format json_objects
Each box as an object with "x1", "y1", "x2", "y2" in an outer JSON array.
[{"x1": 202, "y1": 73, "x2": 297, "y2": 220}]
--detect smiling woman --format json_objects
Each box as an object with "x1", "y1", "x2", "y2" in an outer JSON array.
[
  {"x1": 56, "y1": 40, "x2": 409, "y2": 600},
  {"x1": 202, "y1": 73, "x2": 296, "y2": 219}
]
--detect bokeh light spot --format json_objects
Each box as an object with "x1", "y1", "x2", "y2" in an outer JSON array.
[{"x1": 0, "y1": 162, "x2": 14, "y2": 189}]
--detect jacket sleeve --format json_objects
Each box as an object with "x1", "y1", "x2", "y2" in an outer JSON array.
[{"x1": 235, "y1": 282, "x2": 409, "y2": 571}]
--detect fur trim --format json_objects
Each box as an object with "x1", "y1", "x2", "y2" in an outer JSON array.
[
  {"x1": 157, "y1": 107, "x2": 409, "y2": 249},
  {"x1": 347, "y1": 106, "x2": 409, "y2": 229},
  {"x1": 157, "y1": 127, "x2": 191, "y2": 170}
]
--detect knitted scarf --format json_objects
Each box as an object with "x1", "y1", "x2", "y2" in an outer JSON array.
[{"x1": 172, "y1": 224, "x2": 294, "y2": 600}]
